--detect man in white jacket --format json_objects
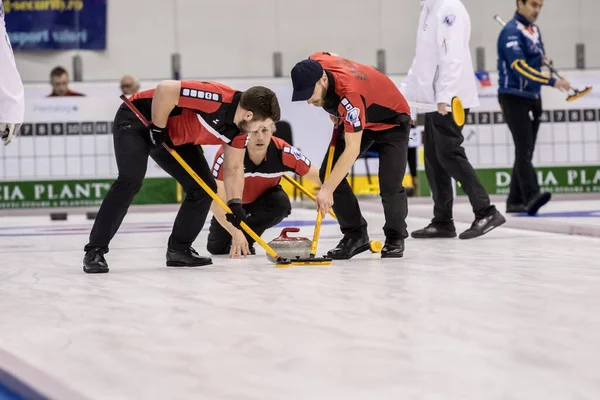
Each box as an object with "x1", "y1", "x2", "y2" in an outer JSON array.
[
  {"x1": 0, "y1": 2, "x2": 25, "y2": 146},
  {"x1": 400, "y1": 0, "x2": 505, "y2": 240}
]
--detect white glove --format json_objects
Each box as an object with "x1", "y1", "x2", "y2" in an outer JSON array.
[{"x1": 0, "y1": 123, "x2": 22, "y2": 146}]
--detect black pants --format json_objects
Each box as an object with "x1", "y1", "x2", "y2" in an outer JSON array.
[
  {"x1": 498, "y1": 93, "x2": 542, "y2": 206},
  {"x1": 320, "y1": 122, "x2": 410, "y2": 241},
  {"x1": 407, "y1": 147, "x2": 417, "y2": 179},
  {"x1": 424, "y1": 111, "x2": 495, "y2": 225},
  {"x1": 85, "y1": 108, "x2": 216, "y2": 253},
  {"x1": 206, "y1": 185, "x2": 292, "y2": 254}
]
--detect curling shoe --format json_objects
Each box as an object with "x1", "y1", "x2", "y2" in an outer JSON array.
[
  {"x1": 83, "y1": 248, "x2": 109, "y2": 274},
  {"x1": 381, "y1": 238, "x2": 404, "y2": 258},
  {"x1": 166, "y1": 247, "x2": 212, "y2": 267},
  {"x1": 327, "y1": 233, "x2": 371, "y2": 260}
]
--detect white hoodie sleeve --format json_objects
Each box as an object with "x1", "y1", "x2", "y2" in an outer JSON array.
[
  {"x1": 399, "y1": 58, "x2": 420, "y2": 119},
  {"x1": 399, "y1": 58, "x2": 419, "y2": 102},
  {"x1": 0, "y1": 9, "x2": 25, "y2": 124},
  {"x1": 434, "y1": 3, "x2": 467, "y2": 105}
]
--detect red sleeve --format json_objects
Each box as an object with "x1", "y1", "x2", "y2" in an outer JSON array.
[
  {"x1": 211, "y1": 147, "x2": 225, "y2": 181},
  {"x1": 229, "y1": 133, "x2": 248, "y2": 149},
  {"x1": 279, "y1": 140, "x2": 311, "y2": 176},
  {"x1": 308, "y1": 52, "x2": 332, "y2": 62},
  {"x1": 177, "y1": 81, "x2": 223, "y2": 113},
  {"x1": 337, "y1": 92, "x2": 365, "y2": 133}
]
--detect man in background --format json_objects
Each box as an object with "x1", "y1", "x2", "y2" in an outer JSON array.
[
  {"x1": 120, "y1": 74, "x2": 140, "y2": 96},
  {"x1": 497, "y1": 0, "x2": 570, "y2": 215},
  {"x1": 0, "y1": 0, "x2": 24, "y2": 146},
  {"x1": 48, "y1": 66, "x2": 85, "y2": 97},
  {"x1": 401, "y1": 0, "x2": 504, "y2": 240},
  {"x1": 407, "y1": 123, "x2": 421, "y2": 196}
]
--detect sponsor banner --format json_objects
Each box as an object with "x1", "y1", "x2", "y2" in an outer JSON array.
[
  {"x1": 417, "y1": 166, "x2": 600, "y2": 197},
  {"x1": 0, "y1": 178, "x2": 178, "y2": 209},
  {"x1": 10, "y1": 70, "x2": 600, "y2": 184},
  {"x1": 3, "y1": 0, "x2": 107, "y2": 50}
]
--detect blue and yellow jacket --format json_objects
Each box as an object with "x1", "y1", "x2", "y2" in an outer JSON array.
[{"x1": 497, "y1": 12, "x2": 555, "y2": 100}]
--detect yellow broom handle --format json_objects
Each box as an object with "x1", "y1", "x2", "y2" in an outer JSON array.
[
  {"x1": 310, "y1": 213, "x2": 323, "y2": 256},
  {"x1": 324, "y1": 146, "x2": 335, "y2": 176},
  {"x1": 282, "y1": 175, "x2": 336, "y2": 220},
  {"x1": 310, "y1": 143, "x2": 336, "y2": 256}
]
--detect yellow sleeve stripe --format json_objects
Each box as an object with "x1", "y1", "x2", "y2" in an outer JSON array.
[
  {"x1": 518, "y1": 60, "x2": 551, "y2": 79},
  {"x1": 511, "y1": 60, "x2": 550, "y2": 84}
]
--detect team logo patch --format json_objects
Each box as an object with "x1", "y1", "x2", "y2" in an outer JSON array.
[
  {"x1": 346, "y1": 107, "x2": 361, "y2": 126},
  {"x1": 284, "y1": 146, "x2": 311, "y2": 167},
  {"x1": 443, "y1": 14, "x2": 456, "y2": 26},
  {"x1": 340, "y1": 97, "x2": 361, "y2": 128},
  {"x1": 291, "y1": 147, "x2": 303, "y2": 160}
]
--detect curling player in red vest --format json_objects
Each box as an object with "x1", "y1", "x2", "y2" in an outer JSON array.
[
  {"x1": 291, "y1": 52, "x2": 412, "y2": 260},
  {"x1": 83, "y1": 81, "x2": 280, "y2": 273},
  {"x1": 207, "y1": 123, "x2": 321, "y2": 256}
]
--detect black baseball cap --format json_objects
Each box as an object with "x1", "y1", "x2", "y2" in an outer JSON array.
[{"x1": 291, "y1": 59, "x2": 324, "y2": 102}]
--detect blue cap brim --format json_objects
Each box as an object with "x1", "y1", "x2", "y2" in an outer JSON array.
[{"x1": 291, "y1": 86, "x2": 315, "y2": 102}]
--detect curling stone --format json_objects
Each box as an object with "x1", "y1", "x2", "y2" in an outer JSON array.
[{"x1": 266, "y1": 227, "x2": 312, "y2": 263}]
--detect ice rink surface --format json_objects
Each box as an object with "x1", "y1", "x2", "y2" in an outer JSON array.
[{"x1": 1, "y1": 200, "x2": 600, "y2": 400}]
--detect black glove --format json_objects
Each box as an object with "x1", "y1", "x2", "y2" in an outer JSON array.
[
  {"x1": 225, "y1": 200, "x2": 247, "y2": 230},
  {"x1": 148, "y1": 124, "x2": 169, "y2": 147}
]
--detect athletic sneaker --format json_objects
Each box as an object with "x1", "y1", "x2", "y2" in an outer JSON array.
[
  {"x1": 526, "y1": 192, "x2": 552, "y2": 216},
  {"x1": 411, "y1": 224, "x2": 457, "y2": 239},
  {"x1": 506, "y1": 203, "x2": 527, "y2": 213},
  {"x1": 459, "y1": 210, "x2": 506, "y2": 239}
]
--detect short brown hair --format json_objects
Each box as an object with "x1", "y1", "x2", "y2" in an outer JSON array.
[
  {"x1": 50, "y1": 66, "x2": 68, "y2": 79},
  {"x1": 240, "y1": 86, "x2": 281, "y2": 122}
]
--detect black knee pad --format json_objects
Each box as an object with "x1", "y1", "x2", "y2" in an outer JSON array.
[
  {"x1": 115, "y1": 176, "x2": 144, "y2": 195},
  {"x1": 206, "y1": 240, "x2": 229, "y2": 255},
  {"x1": 269, "y1": 189, "x2": 292, "y2": 217},
  {"x1": 185, "y1": 189, "x2": 211, "y2": 204}
]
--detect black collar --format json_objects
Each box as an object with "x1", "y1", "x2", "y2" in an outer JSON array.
[
  {"x1": 246, "y1": 149, "x2": 267, "y2": 167},
  {"x1": 245, "y1": 141, "x2": 276, "y2": 171},
  {"x1": 323, "y1": 70, "x2": 341, "y2": 114},
  {"x1": 226, "y1": 92, "x2": 242, "y2": 124},
  {"x1": 325, "y1": 70, "x2": 336, "y2": 99},
  {"x1": 514, "y1": 11, "x2": 531, "y2": 27}
]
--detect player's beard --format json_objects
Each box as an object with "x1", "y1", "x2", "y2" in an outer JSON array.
[{"x1": 236, "y1": 119, "x2": 251, "y2": 133}]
